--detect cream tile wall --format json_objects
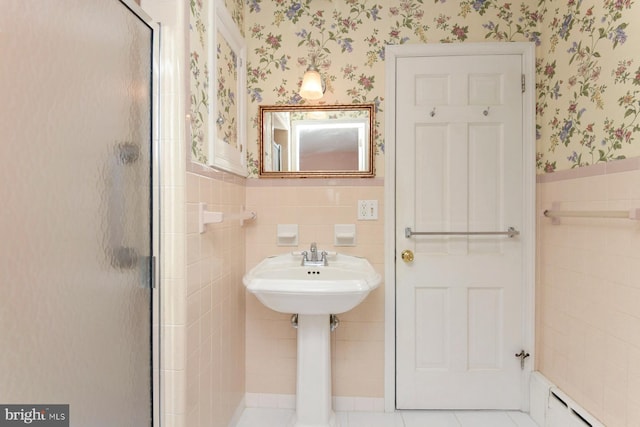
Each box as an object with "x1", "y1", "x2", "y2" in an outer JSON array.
[
  {"x1": 186, "y1": 171, "x2": 247, "y2": 427},
  {"x1": 183, "y1": 0, "x2": 248, "y2": 423},
  {"x1": 536, "y1": 162, "x2": 640, "y2": 427},
  {"x1": 245, "y1": 180, "x2": 385, "y2": 398}
]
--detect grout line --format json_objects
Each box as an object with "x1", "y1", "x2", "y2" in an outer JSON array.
[
  {"x1": 450, "y1": 412, "x2": 464, "y2": 427},
  {"x1": 506, "y1": 411, "x2": 521, "y2": 427}
]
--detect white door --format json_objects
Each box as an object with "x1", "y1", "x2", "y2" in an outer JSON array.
[{"x1": 395, "y1": 54, "x2": 526, "y2": 409}]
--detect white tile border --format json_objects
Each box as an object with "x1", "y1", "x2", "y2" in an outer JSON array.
[
  {"x1": 245, "y1": 177, "x2": 385, "y2": 187},
  {"x1": 245, "y1": 393, "x2": 295, "y2": 409},
  {"x1": 245, "y1": 393, "x2": 385, "y2": 413},
  {"x1": 536, "y1": 156, "x2": 640, "y2": 183},
  {"x1": 228, "y1": 396, "x2": 246, "y2": 427},
  {"x1": 334, "y1": 396, "x2": 385, "y2": 412}
]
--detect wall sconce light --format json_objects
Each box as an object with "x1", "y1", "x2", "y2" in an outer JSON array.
[{"x1": 299, "y1": 61, "x2": 325, "y2": 100}]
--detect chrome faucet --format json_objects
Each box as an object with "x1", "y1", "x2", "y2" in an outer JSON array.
[
  {"x1": 301, "y1": 242, "x2": 328, "y2": 266},
  {"x1": 310, "y1": 242, "x2": 318, "y2": 261}
]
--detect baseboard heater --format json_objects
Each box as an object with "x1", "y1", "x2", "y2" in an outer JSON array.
[
  {"x1": 547, "y1": 389, "x2": 603, "y2": 427},
  {"x1": 530, "y1": 372, "x2": 605, "y2": 427}
]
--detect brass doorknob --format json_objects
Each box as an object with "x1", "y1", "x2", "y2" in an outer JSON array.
[{"x1": 401, "y1": 249, "x2": 414, "y2": 263}]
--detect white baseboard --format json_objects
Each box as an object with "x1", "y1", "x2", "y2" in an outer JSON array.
[
  {"x1": 228, "y1": 396, "x2": 246, "y2": 427},
  {"x1": 332, "y1": 396, "x2": 385, "y2": 412},
  {"x1": 244, "y1": 393, "x2": 384, "y2": 412},
  {"x1": 529, "y1": 372, "x2": 604, "y2": 427},
  {"x1": 245, "y1": 393, "x2": 295, "y2": 409},
  {"x1": 248, "y1": 378, "x2": 609, "y2": 426},
  {"x1": 530, "y1": 372, "x2": 555, "y2": 426}
]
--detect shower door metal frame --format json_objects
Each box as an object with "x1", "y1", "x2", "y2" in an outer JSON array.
[
  {"x1": 118, "y1": 1, "x2": 162, "y2": 425},
  {"x1": 0, "y1": 0, "x2": 161, "y2": 423}
]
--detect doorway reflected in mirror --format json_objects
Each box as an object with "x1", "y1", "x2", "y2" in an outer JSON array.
[{"x1": 259, "y1": 104, "x2": 375, "y2": 178}]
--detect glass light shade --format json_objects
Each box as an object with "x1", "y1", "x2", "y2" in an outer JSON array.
[{"x1": 299, "y1": 69, "x2": 324, "y2": 100}]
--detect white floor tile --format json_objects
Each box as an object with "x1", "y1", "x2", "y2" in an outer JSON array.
[
  {"x1": 236, "y1": 407, "x2": 294, "y2": 427},
  {"x1": 402, "y1": 411, "x2": 461, "y2": 427},
  {"x1": 346, "y1": 411, "x2": 405, "y2": 427},
  {"x1": 454, "y1": 411, "x2": 518, "y2": 427},
  {"x1": 506, "y1": 411, "x2": 539, "y2": 427},
  {"x1": 235, "y1": 408, "x2": 539, "y2": 427},
  {"x1": 336, "y1": 411, "x2": 349, "y2": 426}
]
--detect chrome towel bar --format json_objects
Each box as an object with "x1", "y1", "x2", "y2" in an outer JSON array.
[
  {"x1": 543, "y1": 209, "x2": 639, "y2": 220},
  {"x1": 405, "y1": 227, "x2": 520, "y2": 238},
  {"x1": 542, "y1": 202, "x2": 640, "y2": 224}
]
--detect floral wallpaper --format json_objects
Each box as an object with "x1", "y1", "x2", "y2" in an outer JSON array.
[
  {"x1": 244, "y1": 0, "x2": 542, "y2": 177},
  {"x1": 536, "y1": 0, "x2": 639, "y2": 172},
  {"x1": 216, "y1": 31, "x2": 240, "y2": 149},
  {"x1": 191, "y1": 0, "x2": 640, "y2": 174},
  {"x1": 226, "y1": 0, "x2": 245, "y2": 32},
  {"x1": 190, "y1": 0, "x2": 210, "y2": 164},
  {"x1": 190, "y1": 0, "x2": 244, "y2": 164}
]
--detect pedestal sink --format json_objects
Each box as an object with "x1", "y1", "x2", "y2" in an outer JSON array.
[{"x1": 243, "y1": 251, "x2": 381, "y2": 427}]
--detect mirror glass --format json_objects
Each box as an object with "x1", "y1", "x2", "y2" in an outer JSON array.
[{"x1": 259, "y1": 104, "x2": 375, "y2": 178}]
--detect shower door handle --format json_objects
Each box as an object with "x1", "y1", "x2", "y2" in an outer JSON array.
[{"x1": 107, "y1": 142, "x2": 141, "y2": 270}]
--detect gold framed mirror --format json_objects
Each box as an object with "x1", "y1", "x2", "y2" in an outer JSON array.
[{"x1": 258, "y1": 104, "x2": 375, "y2": 178}]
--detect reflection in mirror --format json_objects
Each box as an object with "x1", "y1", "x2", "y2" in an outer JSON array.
[{"x1": 259, "y1": 104, "x2": 375, "y2": 178}]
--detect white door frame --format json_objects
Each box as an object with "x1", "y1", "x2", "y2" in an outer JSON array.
[{"x1": 384, "y1": 42, "x2": 536, "y2": 412}]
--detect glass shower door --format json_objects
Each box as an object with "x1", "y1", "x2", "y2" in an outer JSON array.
[{"x1": 0, "y1": 1, "x2": 154, "y2": 425}]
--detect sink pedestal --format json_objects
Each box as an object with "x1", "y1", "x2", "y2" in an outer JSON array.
[
  {"x1": 291, "y1": 314, "x2": 337, "y2": 427},
  {"x1": 243, "y1": 252, "x2": 382, "y2": 427}
]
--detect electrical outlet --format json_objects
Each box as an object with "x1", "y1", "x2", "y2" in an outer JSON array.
[{"x1": 357, "y1": 200, "x2": 378, "y2": 220}]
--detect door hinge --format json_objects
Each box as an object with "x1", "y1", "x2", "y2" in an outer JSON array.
[
  {"x1": 521, "y1": 74, "x2": 525, "y2": 93},
  {"x1": 151, "y1": 255, "x2": 157, "y2": 289}
]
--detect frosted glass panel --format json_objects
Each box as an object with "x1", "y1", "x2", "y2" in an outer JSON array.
[{"x1": 0, "y1": 1, "x2": 153, "y2": 425}]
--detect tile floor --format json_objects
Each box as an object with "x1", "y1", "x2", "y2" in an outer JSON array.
[{"x1": 237, "y1": 408, "x2": 539, "y2": 427}]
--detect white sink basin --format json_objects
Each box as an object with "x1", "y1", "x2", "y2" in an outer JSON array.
[
  {"x1": 244, "y1": 251, "x2": 381, "y2": 426},
  {"x1": 243, "y1": 253, "x2": 381, "y2": 315}
]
